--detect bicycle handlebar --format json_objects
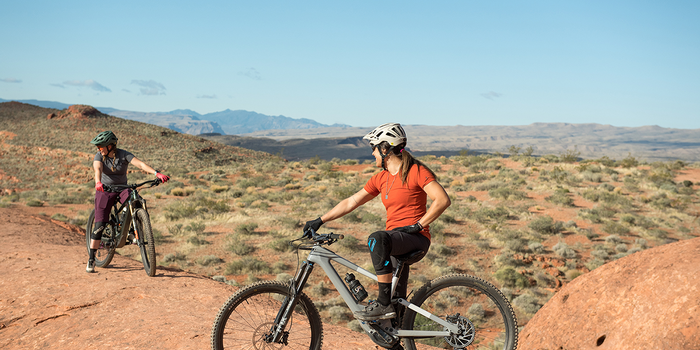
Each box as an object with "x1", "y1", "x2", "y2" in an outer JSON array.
[
  {"x1": 299, "y1": 228, "x2": 344, "y2": 245},
  {"x1": 103, "y1": 178, "x2": 162, "y2": 193}
]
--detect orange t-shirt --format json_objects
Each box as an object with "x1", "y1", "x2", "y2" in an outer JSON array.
[{"x1": 364, "y1": 164, "x2": 436, "y2": 240}]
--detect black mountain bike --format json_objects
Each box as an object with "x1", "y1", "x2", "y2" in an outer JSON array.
[
  {"x1": 211, "y1": 229, "x2": 518, "y2": 350},
  {"x1": 85, "y1": 179, "x2": 161, "y2": 277}
]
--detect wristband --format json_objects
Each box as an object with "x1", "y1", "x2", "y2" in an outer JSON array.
[{"x1": 154, "y1": 170, "x2": 158, "y2": 175}]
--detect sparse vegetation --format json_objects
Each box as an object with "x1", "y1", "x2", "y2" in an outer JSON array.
[{"x1": 2, "y1": 102, "x2": 699, "y2": 332}]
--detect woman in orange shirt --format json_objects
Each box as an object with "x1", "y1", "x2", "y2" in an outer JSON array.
[{"x1": 304, "y1": 123, "x2": 451, "y2": 321}]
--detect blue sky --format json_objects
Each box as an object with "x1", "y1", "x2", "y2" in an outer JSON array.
[{"x1": 1, "y1": 1, "x2": 699, "y2": 128}]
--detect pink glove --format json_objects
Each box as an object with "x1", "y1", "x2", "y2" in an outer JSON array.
[
  {"x1": 156, "y1": 172, "x2": 170, "y2": 183},
  {"x1": 95, "y1": 182, "x2": 104, "y2": 192}
]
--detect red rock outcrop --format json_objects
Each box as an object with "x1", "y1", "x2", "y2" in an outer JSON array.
[
  {"x1": 519, "y1": 237, "x2": 700, "y2": 350},
  {"x1": 48, "y1": 104, "x2": 104, "y2": 119}
]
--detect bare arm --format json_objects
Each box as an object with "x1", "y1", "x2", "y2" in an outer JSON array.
[
  {"x1": 93, "y1": 160, "x2": 103, "y2": 183},
  {"x1": 130, "y1": 157, "x2": 158, "y2": 175},
  {"x1": 417, "y1": 181, "x2": 451, "y2": 228},
  {"x1": 320, "y1": 188, "x2": 376, "y2": 223}
]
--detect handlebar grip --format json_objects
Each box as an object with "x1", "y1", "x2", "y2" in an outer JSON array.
[{"x1": 330, "y1": 233, "x2": 344, "y2": 240}]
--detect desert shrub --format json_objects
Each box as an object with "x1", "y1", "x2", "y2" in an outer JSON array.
[
  {"x1": 553, "y1": 242, "x2": 576, "y2": 259},
  {"x1": 227, "y1": 235, "x2": 254, "y2": 255},
  {"x1": 162, "y1": 252, "x2": 187, "y2": 264},
  {"x1": 618, "y1": 154, "x2": 639, "y2": 168},
  {"x1": 430, "y1": 243, "x2": 455, "y2": 256},
  {"x1": 528, "y1": 216, "x2": 562, "y2": 235},
  {"x1": 494, "y1": 267, "x2": 530, "y2": 289},
  {"x1": 602, "y1": 221, "x2": 629, "y2": 235},
  {"x1": 467, "y1": 303, "x2": 485, "y2": 322},
  {"x1": 270, "y1": 238, "x2": 294, "y2": 253},
  {"x1": 51, "y1": 213, "x2": 69, "y2": 222},
  {"x1": 647, "y1": 228, "x2": 668, "y2": 240},
  {"x1": 168, "y1": 224, "x2": 184, "y2": 235},
  {"x1": 615, "y1": 244, "x2": 628, "y2": 253},
  {"x1": 546, "y1": 188, "x2": 574, "y2": 206},
  {"x1": 187, "y1": 235, "x2": 208, "y2": 246},
  {"x1": 635, "y1": 238, "x2": 648, "y2": 249},
  {"x1": 196, "y1": 255, "x2": 222, "y2": 266},
  {"x1": 560, "y1": 147, "x2": 581, "y2": 163},
  {"x1": 475, "y1": 180, "x2": 508, "y2": 191},
  {"x1": 464, "y1": 173, "x2": 489, "y2": 183},
  {"x1": 236, "y1": 222, "x2": 259, "y2": 235},
  {"x1": 472, "y1": 206, "x2": 510, "y2": 224},
  {"x1": 581, "y1": 171, "x2": 603, "y2": 182},
  {"x1": 579, "y1": 206, "x2": 617, "y2": 223},
  {"x1": 590, "y1": 249, "x2": 609, "y2": 260},
  {"x1": 225, "y1": 257, "x2": 271, "y2": 275},
  {"x1": 341, "y1": 208, "x2": 382, "y2": 225},
  {"x1": 488, "y1": 187, "x2": 527, "y2": 200},
  {"x1": 26, "y1": 199, "x2": 44, "y2": 207},
  {"x1": 184, "y1": 221, "x2": 206, "y2": 235},
  {"x1": 504, "y1": 238, "x2": 530, "y2": 253},
  {"x1": 163, "y1": 197, "x2": 230, "y2": 220},
  {"x1": 337, "y1": 234, "x2": 362, "y2": 252},
  {"x1": 585, "y1": 258, "x2": 605, "y2": 271},
  {"x1": 528, "y1": 242, "x2": 546, "y2": 254},
  {"x1": 566, "y1": 269, "x2": 583, "y2": 280},
  {"x1": 604, "y1": 234, "x2": 622, "y2": 245}
]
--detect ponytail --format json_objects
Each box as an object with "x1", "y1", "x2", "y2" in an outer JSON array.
[{"x1": 378, "y1": 141, "x2": 436, "y2": 184}]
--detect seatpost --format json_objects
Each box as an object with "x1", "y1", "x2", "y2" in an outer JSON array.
[{"x1": 390, "y1": 260, "x2": 406, "y2": 298}]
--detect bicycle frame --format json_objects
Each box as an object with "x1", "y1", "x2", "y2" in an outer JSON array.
[
  {"x1": 107, "y1": 184, "x2": 150, "y2": 248},
  {"x1": 273, "y1": 243, "x2": 460, "y2": 344}
]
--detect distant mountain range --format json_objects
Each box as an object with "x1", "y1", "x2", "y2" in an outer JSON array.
[
  {"x1": 0, "y1": 98, "x2": 350, "y2": 135},
  {"x1": 3, "y1": 98, "x2": 700, "y2": 162}
]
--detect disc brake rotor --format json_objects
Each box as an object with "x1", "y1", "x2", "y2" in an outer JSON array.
[{"x1": 444, "y1": 315, "x2": 475, "y2": 348}]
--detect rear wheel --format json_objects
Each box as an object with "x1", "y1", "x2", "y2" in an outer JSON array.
[
  {"x1": 134, "y1": 208, "x2": 156, "y2": 276},
  {"x1": 402, "y1": 274, "x2": 518, "y2": 350},
  {"x1": 85, "y1": 209, "x2": 116, "y2": 268},
  {"x1": 211, "y1": 280, "x2": 323, "y2": 350}
]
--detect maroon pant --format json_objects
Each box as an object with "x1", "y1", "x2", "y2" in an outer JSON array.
[{"x1": 94, "y1": 189, "x2": 131, "y2": 223}]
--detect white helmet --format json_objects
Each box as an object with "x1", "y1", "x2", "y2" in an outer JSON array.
[{"x1": 363, "y1": 123, "x2": 407, "y2": 147}]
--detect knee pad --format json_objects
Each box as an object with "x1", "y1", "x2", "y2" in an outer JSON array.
[
  {"x1": 368, "y1": 231, "x2": 393, "y2": 275},
  {"x1": 91, "y1": 223, "x2": 105, "y2": 241}
]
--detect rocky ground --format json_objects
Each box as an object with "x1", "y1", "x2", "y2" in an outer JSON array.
[{"x1": 0, "y1": 207, "x2": 381, "y2": 349}]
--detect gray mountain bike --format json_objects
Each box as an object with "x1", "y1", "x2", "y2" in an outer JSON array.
[
  {"x1": 85, "y1": 179, "x2": 161, "y2": 276},
  {"x1": 211, "y1": 229, "x2": 518, "y2": 350}
]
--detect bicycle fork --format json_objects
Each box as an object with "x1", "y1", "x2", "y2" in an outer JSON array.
[{"x1": 267, "y1": 260, "x2": 315, "y2": 344}]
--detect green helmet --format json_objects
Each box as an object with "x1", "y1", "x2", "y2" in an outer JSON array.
[{"x1": 90, "y1": 131, "x2": 118, "y2": 147}]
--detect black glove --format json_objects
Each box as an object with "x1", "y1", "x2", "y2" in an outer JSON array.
[
  {"x1": 394, "y1": 222, "x2": 423, "y2": 234},
  {"x1": 303, "y1": 217, "x2": 324, "y2": 238}
]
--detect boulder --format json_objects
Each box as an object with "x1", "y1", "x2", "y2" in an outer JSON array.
[{"x1": 519, "y1": 237, "x2": 700, "y2": 349}]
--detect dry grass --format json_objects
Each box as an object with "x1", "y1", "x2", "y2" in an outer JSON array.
[{"x1": 2, "y1": 101, "x2": 700, "y2": 328}]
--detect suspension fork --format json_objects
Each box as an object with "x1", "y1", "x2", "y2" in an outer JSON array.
[{"x1": 268, "y1": 260, "x2": 315, "y2": 344}]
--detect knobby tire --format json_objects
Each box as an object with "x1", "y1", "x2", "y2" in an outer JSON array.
[
  {"x1": 134, "y1": 208, "x2": 156, "y2": 277},
  {"x1": 401, "y1": 274, "x2": 518, "y2": 350},
  {"x1": 211, "y1": 280, "x2": 323, "y2": 350}
]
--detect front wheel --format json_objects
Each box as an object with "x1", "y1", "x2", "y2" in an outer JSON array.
[
  {"x1": 211, "y1": 280, "x2": 323, "y2": 350},
  {"x1": 85, "y1": 209, "x2": 116, "y2": 268},
  {"x1": 402, "y1": 274, "x2": 518, "y2": 350},
  {"x1": 133, "y1": 208, "x2": 157, "y2": 277}
]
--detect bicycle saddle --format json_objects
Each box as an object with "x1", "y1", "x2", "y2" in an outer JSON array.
[{"x1": 394, "y1": 250, "x2": 426, "y2": 265}]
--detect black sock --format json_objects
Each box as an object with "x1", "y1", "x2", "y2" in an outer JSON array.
[
  {"x1": 377, "y1": 282, "x2": 392, "y2": 306},
  {"x1": 89, "y1": 249, "x2": 96, "y2": 260}
]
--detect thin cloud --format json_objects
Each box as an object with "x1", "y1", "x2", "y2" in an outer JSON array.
[
  {"x1": 481, "y1": 91, "x2": 503, "y2": 100},
  {"x1": 64, "y1": 79, "x2": 112, "y2": 92},
  {"x1": 51, "y1": 83, "x2": 66, "y2": 89},
  {"x1": 1, "y1": 78, "x2": 21, "y2": 83},
  {"x1": 197, "y1": 94, "x2": 217, "y2": 99},
  {"x1": 131, "y1": 80, "x2": 166, "y2": 96},
  {"x1": 239, "y1": 68, "x2": 262, "y2": 80}
]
